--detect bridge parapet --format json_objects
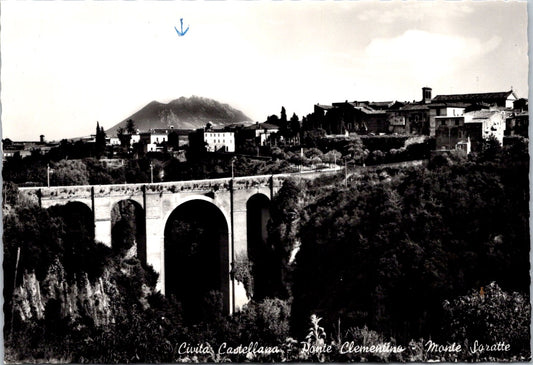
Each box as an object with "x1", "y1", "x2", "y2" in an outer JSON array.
[
  {"x1": 145, "y1": 178, "x2": 231, "y2": 195},
  {"x1": 93, "y1": 184, "x2": 144, "y2": 197},
  {"x1": 20, "y1": 185, "x2": 93, "y2": 202},
  {"x1": 18, "y1": 169, "x2": 342, "y2": 203},
  {"x1": 232, "y1": 174, "x2": 272, "y2": 191}
]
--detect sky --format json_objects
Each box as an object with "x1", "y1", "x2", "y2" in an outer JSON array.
[{"x1": 1, "y1": 1, "x2": 529, "y2": 141}]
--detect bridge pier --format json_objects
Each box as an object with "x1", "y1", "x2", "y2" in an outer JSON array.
[
  {"x1": 94, "y1": 197, "x2": 112, "y2": 247},
  {"x1": 144, "y1": 192, "x2": 165, "y2": 293}
]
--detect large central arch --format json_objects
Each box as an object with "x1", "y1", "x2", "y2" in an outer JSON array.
[{"x1": 164, "y1": 199, "x2": 230, "y2": 321}]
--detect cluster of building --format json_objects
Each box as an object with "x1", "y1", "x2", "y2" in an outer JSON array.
[
  {"x1": 309, "y1": 87, "x2": 528, "y2": 153},
  {"x1": 3, "y1": 87, "x2": 528, "y2": 160},
  {"x1": 106, "y1": 122, "x2": 280, "y2": 155},
  {"x1": 188, "y1": 122, "x2": 279, "y2": 153},
  {"x1": 2, "y1": 135, "x2": 59, "y2": 160},
  {"x1": 107, "y1": 127, "x2": 190, "y2": 153}
]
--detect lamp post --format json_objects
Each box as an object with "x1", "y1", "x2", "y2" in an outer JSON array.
[
  {"x1": 150, "y1": 162, "x2": 153, "y2": 184},
  {"x1": 47, "y1": 164, "x2": 50, "y2": 187},
  {"x1": 231, "y1": 159, "x2": 235, "y2": 179}
]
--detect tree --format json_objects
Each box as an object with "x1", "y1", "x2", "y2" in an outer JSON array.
[
  {"x1": 95, "y1": 122, "x2": 106, "y2": 158},
  {"x1": 280, "y1": 107, "x2": 287, "y2": 124},
  {"x1": 443, "y1": 282, "x2": 530, "y2": 360},
  {"x1": 279, "y1": 107, "x2": 288, "y2": 140},
  {"x1": 126, "y1": 119, "x2": 136, "y2": 135},
  {"x1": 323, "y1": 150, "x2": 341, "y2": 165},
  {"x1": 266, "y1": 114, "x2": 280, "y2": 126},
  {"x1": 117, "y1": 127, "x2": 130, "y2": 149},
  {"x1": 290, "y1": 113, "x2": 301, "y2": 143},
  {"x1": 480, "y1": 134, "x2": 502, "y2": 162},
  {"x1": 84, "y1": 158, "x2": 114, "y2": 185},
  {"x1": 50, "y1": 160, "x2": 90, "y2": 186},
  {"x1": 343, "y1": 135, "x2": 368, "y2": 165},
  {"x1": 167, "y1": 131, "x2": 180, "y2": 150}
]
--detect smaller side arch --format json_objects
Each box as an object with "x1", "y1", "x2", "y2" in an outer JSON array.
[
  {"x1": 111, "y1": 199, "x2": 146, "y2": 264},
  {"x1": 246, "y1": 193, "x2": 275, "y2": 300},
  {"x1": 47, "y1": 201, "x2": 95, "y2": 241}
]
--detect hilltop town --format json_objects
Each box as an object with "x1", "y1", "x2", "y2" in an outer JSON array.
[{"x1": 2, "y1": 87, "x2": 528, "y2": 166}]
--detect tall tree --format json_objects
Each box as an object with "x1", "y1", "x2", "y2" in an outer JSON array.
[
  {"x1": 289, "y1": 113, "x2": 301, "y2": 143},
  {"x1": 279, "y1": 107, "x2": 288, "y2": 141},
  {"x1": 117, "y1": 127, "x2": 130, "y2": 149},
  {"x1": 280, "y1": 107, "x2": 287, "y2": 124},
  {"x1": 126, "y1": 119, "x2": 136, "y2": 135},
  {"x1": 95, "y1": 122, "x2": 106, "y2": 158}
]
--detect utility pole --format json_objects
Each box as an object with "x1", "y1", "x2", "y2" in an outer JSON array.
[
  {"x1": 231, "y1": 158, "x2": 235, "y2": 179},
  {"x1": 47, "y1": 164, "x2": 50, "y2": 187},
  {"x1": 150, "y1": 162, "x2": 153, "y2": 183}
]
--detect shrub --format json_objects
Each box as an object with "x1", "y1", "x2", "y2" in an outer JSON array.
[{"x1": 443, "y1": 282, "x2": 530, "y2": 361}]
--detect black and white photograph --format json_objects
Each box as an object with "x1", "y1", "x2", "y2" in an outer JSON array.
[{"x1": 1, "y1": 1, "x2": 530, "y2": 363}]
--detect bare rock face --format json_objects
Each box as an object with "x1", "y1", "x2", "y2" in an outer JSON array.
[
  {"x1": 12, "y1": 259, "x2": 116, "y2": 327},
  {"x1": 12, "y1": 272, "x2": 45, "y2": 321}
]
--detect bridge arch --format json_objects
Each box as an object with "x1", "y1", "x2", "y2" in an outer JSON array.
[
  {"x1": 163, "y1": 197, "x2": 230, "y2": 320},
  {"x1": 47, "y1": 201, "x2": 94, "y2": 241},
  {"x1": 111, "y1": 199, "x2": 146, "y2": 264},
  {"x1": 246, "y1": 193, "x2": 275, "y2": 300}
]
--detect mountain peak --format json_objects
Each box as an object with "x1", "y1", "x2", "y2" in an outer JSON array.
[{"x1": 106, "y1": 96, "x2": 252, "y2": 136}]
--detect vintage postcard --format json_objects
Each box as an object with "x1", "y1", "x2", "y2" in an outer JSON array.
[{"x1": 1, "y1": 1, "x2": 530, "y2": 363}]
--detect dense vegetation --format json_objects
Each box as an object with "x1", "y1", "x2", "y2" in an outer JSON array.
[
  {"x1": 3, "y1": 137, "x2": 530, "y2": 362},
  {"x1": 3, "y1": 130, "x2": 433, "y2": 188}
]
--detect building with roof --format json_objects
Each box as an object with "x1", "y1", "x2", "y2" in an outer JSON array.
[
  {"x1": 428, "y1": 103, "x2": 467, "y2": 136},
  {"x1": 434, "y1": 110, "x2": 506, "y2": 153},
  {"x1": 2, "y1": 135, "x2": 58, "y2": 161},
  {"x1": 435, "y1": 116, "x2": 470, "y2": 154},
  {"x1": 309, "y1": 101, "x2": 389, "y2": 135},
  {"x1": 506, "y1": 111, "x2": 528, "y2": 137},
  {"x1": 387, "y1": 103, "x2": 430, "y2": 135},
  {"x1": 204, "y1": 130, "x2": 235, "y2": 152},
  {"x1": 432, "y1": 90, "x2": 518, "y2": 109},
  {"x1": 244, "y1": 122, "x2": 279, "y2": 146}
]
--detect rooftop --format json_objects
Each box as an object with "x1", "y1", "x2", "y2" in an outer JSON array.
[{"x1": 433, "y1": 90, "x2": 517, "y2": 103}]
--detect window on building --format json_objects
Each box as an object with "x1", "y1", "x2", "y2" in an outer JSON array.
[
  {"x1": 455, "y1": 120, "x2": 459, "y2": 126},
  {"x1": 441, "y1": 120, "x2": 446, "y2": 126}
]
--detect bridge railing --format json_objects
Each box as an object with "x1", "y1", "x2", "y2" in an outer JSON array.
[{"x1": 18, "y1": 167, "x2": 344, "y2": 198}]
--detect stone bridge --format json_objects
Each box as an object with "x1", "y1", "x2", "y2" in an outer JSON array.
[{"x1": 19, "y1": 170, "x2": 339, "y2": 314}]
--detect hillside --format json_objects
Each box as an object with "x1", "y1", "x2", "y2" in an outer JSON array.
[{"x1": 106, "y1": 96, "x2": 252, "y2": 136}]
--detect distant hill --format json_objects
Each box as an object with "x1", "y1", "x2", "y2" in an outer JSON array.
[{"x1": 106, "y1": 96, "x2": 252, "y2": 136}]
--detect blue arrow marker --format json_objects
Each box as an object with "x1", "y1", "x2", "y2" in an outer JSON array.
[{"x1": 175, "y1": 18, "x2": 189, "y2": 37}]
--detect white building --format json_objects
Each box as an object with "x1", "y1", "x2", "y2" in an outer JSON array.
[
  {"x1": 147, "y1": 129, "x2": 171, "y2": 144},
  {"x1": 204, "y1": 130, "x2": 235, "y2": 152},
  {"x1": 249, "y1": 122, "x2": 279, "y2": 146},
  {"x1": 131, "y1": 134, "x2": 141, "y2": 144},
  {"x1": 464, "y1": 110, "x2": 506, "y2": 146},
  {"x1": 108, "y1": 137, "x2": 121, "y2": 146}
]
